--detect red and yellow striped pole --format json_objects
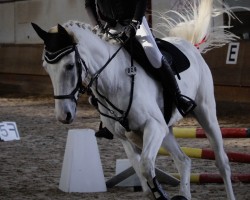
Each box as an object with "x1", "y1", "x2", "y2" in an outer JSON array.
[
  {"x1": 158, "y1": 147, "x2": 250, "y2": 163},
  {"x1": 173, "y1": 127, "x2": 250, "y2": 138},
  {"x1": 171, "y1": 173, "x2": 250, "y2": 183}
]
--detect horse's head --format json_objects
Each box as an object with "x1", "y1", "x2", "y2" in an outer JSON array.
[{"x1": 32, "y1": 23, "x2": 88, "y2": 124}]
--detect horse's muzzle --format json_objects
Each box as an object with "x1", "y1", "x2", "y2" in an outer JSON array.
[
  {"x1": 55, "y1": 101, "x2": 76, "y2": 124},
  {"x1": 58, "y1": 112, "x2": 74, "y2": 124}
]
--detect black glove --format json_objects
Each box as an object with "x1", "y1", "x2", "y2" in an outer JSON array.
[{"x1": 123, "y1": 20, "x2": 140, "y2": 39}]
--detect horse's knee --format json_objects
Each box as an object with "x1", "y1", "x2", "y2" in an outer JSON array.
[
  {"x1": 181, "y1": 156, "x2": 191, "y2": 175},
  {"x1": 183, "y1": 155, "x2": 191, "y2": 169},
  {"x1": 173, "y1": 150, "x2": 191, "y2": 173}
]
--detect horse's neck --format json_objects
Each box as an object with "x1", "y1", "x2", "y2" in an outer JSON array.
[
  {"x1": 75, "y1": 28, "x2": 128, "y2": 95},
  {"x1": 91, "y1": 48, "x2": 129, "y2": 96}
]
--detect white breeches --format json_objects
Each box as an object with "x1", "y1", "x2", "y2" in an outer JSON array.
[{"x1": 136, "y1": 17, "x2": 163, "y2": 68}]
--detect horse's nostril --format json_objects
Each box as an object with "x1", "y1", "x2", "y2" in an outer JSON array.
[{"x1": 66, "y1": 112, "x2": 72, "y2": 121}]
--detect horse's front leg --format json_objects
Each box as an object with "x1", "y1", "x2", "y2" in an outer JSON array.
[
  {"x1": 141, "y1": 118, "x2": 170, "y2": 200},
  {"x1": 161, "y1": 127, "x2": 191, "y2": 200},
  {"x1": 120, "y1": 139, "x2": 149, "y2": 192}
]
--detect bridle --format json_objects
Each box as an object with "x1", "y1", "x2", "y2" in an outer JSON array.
[
  {"x1": 44, "y1": 44, "x2": 88, "y2": 104},
  {"x1": 44, "y1": 40, "x2": 135, "y2": 131}
]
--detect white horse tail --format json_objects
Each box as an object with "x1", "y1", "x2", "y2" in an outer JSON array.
[
  {"x1": 169, "y1": 0, "x2": 213, "y2": 47},
  {"x1": 153, "y1": 0, "x2": 246, "y2": 53}
]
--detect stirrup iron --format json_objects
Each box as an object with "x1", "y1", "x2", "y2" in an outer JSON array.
[{"x1": 176, "y1": 94, "x2": 196, "y2": 117}]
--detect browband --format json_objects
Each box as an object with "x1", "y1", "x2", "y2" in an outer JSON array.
[{"x1": 44, "y1": 45, "x2": 75, "y2": 64}]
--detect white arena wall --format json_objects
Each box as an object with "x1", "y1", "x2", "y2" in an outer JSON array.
[
  {"x1": 0, "y1": 0, "x2": 248, "y2": 44},
  {"x1": 0, "y1": 0, "x2": 250, "y2": 101},
  {"x1": 0, "y1": 0, "x2": 89, "y2": 44}
]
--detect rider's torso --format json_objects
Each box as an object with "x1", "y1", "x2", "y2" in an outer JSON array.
[{"x1": 97, "y1": 0, "x2": 138, "y2": 26}]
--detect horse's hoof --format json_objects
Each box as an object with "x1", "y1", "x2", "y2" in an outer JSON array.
[{"x1": 171, "y1": 195, "x2": 188, "y2": 200}]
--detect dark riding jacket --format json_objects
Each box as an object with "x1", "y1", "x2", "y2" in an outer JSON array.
[{"x1": 85, "y1": 0, "x2": 147, "y2": 26}]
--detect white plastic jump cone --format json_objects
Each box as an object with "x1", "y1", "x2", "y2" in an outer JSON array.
[{"x1": 59, "y1": 129, "x2": 107, "y2": 193}]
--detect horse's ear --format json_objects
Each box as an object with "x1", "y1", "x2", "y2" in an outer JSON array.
[
  {"x1": 31, "y1": 23, "x2": 48, "y2": 42},
  {"x1": 58, "y1": 24, "x2": 69, "y2": 35}
]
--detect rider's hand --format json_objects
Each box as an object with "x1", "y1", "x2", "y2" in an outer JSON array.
[
  {"x1": 123, "y1": 20, "x2": 140, "y2": 39},
  {"x1": 92, "y1": 23, "x2": 106, "y2": 34},
  {"x1": 92, "y1": 24, "x2": 101, "y2": 34}
]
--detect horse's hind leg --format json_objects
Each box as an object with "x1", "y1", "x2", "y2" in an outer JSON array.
[
  {"x1": 194, "y1": 104, "x2": 235, "y2": 200},
  {"x1": 161, "y1": 126, "x2": 191, "y2": 200}
]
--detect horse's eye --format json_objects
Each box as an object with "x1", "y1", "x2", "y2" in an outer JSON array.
[{"x1": 66, "y1": 64, "x2": 74, "y2": 70}]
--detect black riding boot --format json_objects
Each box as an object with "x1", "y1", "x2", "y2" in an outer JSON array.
[{"x1": 157, "y1": 57, "x2": 196, "y2": 116}]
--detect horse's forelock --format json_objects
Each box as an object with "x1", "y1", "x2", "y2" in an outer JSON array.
[{"x1": 48, "y1": 26, "x2": 59, "y2": 33}]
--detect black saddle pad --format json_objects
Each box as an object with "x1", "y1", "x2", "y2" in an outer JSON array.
[
  {"x1": 156, "y1": 38, "x2": 190, "y2": 74},
  {"x1": 124, "y1": 38, "x2": 190, "y2": 81}
]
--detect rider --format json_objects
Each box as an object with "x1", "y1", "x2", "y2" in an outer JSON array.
[{"x1": 84, "y1": 0, "x2": 196, "y2": 127}]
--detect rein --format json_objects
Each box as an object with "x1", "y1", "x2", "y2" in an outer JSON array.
[
  {"x1": 88, "y1": 39, "x2": 135, "y2": 131},
  {"x1": 93, "y1": 67, "x2": 135, "y2": 131},
  {"x1": 87, "y1": 38, "x2": 126, "y2": 88}
]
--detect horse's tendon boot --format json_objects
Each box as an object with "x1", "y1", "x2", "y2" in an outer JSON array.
[
  {"x1": 95, "y1": 122, "x2": 114, "y2": 140},
  {"x1": 171, "y1": 195, "x2": 188, "y2": 200},
  {"x1": 147, "y1": 177, "x2": 170, "y2": 200}
]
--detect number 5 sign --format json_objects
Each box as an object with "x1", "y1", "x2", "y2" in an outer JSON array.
[{"x1": 0, "y1": 122, "x2": 20, "y2": 142}]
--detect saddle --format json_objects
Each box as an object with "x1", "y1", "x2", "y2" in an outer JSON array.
[{"x1": 124, "y1": 38, "x2": 190, "y2": 123}]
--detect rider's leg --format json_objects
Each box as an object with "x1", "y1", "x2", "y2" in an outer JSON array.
[
  {"x1": 136, "y1": 17, "x2": 196, "y2": 116},
  {"x1": 159, "y1": 57, "x2": 196, "y2": 116}
]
